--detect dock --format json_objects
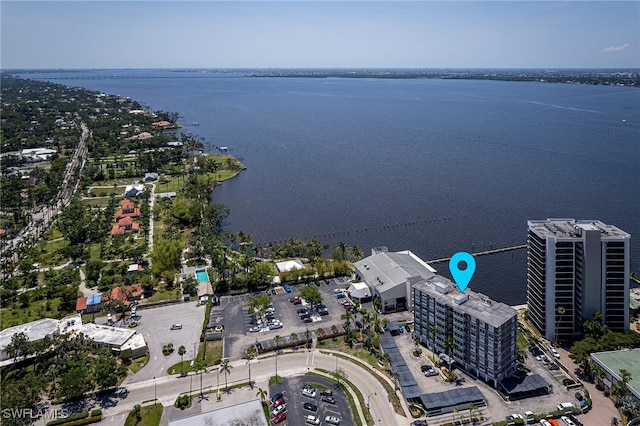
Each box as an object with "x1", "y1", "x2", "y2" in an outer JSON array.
[{"x1": 427, "y1": 244, "x2": 527, "y2": 264}]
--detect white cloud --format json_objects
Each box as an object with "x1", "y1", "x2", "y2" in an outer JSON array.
[{"x1": 604, "y1": 43, "x2": 630, "y2": 52}]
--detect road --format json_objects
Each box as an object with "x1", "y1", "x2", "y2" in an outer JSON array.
[
  {"x1": 2, "y1": 120, "x2": 90, "y2": 260},
  {"x1": 41, "y1": 349, "x2": 408, "y2": 426}
]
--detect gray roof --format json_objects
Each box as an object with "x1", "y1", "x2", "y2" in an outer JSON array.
[
  {"x1": 78, "y1": 323, "x2": 137, "y2": 347},
  {"x1": 528, "y1": 218, "x2": 630, "y2": 240},
  {"x1": 169, "y1": 399, "x2": 267, "y2": 426},
  {"x1": 414, "y1": 277, "x2": 517, "y2": 329},
  {"x1": 0, "y1": 318, "x2": 60, "y2": 350},
  {"x1": 380, "y1": 331, "x2": 422, "y2": 399},
  {"x1": 499, "y1": 374, "x2": 549, "y2": 395},
  {"x1": 354, "y1": 250, "x2": 436, "y2": 295},
  {"x1": 420, "y1": 386, "x2": 485, "y2": 412}
]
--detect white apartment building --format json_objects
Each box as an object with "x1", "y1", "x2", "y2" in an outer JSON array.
[{"x1": 527, "y1": 219, "x2": 630, "y2": 343}]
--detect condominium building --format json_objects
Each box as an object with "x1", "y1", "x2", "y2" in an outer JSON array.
[
  {"x1": 413, "y1": 277, "x2": 518, "y2": 387},
  {"x1": 527, "y1": 219, "x2": 630, "y2": 344}
]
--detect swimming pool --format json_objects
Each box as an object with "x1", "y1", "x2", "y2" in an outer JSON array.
[{"x1": 195, "y1": 269, "x2": 209, "y2": 283}]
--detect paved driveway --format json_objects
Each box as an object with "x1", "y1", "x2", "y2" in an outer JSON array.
[{"x1": 124, "y1": 301, "x2": 206, "y2": 384}]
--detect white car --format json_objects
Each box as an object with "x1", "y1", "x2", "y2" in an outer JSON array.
[
  {"x1": 550, "y1": 347, "x2": 561, "y2": 358},
  {"x1": 305, "y1": 415, "x2": 320, "y2": 425},
  {"x1": 271, "y1": 403, "x2": 286, "y2": 416},
  {"x1": 540, "y1": 420, "x2": 552, "y2": 426},
  {"x1": 325, "y1": 415, "x2": 341, "y2": 425},
  {"x1": 561, "y1": 416, "x2": 576, "y2": 426},
  {"x1": 302, "y1": 388, "x2": 317, "y2": 398}
]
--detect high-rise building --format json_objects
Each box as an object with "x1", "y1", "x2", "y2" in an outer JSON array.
[
  {"x1": 413, "y1": 276, "x2": 518, "y2": 387},
  {"x1": 527, "y1": 218, "x2": 630, "y2": 343}
]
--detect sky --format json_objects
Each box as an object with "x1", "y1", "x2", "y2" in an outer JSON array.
[{"x1": 1, "y1": 1, "x2": 639, "y2": 69}]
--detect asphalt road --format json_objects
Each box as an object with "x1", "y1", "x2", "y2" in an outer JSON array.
[{"x1": 41, "y1": 349, "x2": 405, "y2": 426}]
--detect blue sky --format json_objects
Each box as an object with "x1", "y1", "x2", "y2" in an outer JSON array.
[{"x1": 2, "y1": 1, "x2": 638, "y2": 69}]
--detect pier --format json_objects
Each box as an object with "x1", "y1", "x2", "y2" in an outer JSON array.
[{"x1": 427, "y1": 244, "x2": 527, "y2": 264}]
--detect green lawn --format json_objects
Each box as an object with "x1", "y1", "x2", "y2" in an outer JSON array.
[
  {"x1": 145, "y1": 289, "x2": 180, "y2": 303},
  {"x1": 1, "y1": 298, "x2": 68, "y2": 328},
  {"x1": 124, "y1": 403, "x2": 163, "y2": 426},
  {"x1": 129, "y1": 353, "x2": 150, "y2": 374}
]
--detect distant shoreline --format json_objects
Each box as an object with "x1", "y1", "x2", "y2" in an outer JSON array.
[{"x1": 6, "y1": 68, "x2": 639, "y2": 87}]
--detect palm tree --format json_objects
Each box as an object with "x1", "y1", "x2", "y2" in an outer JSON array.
[
  {"x1": 468, "y1": 403, "x2": 477, "y2": 424},
  {"x1": 555, "y1": 306, "x2": 566, "y2": 343},
  {"x1": 219, "y1": 359, "x2": 233, "y2": 392},
  {"x1": 178, "y1": 345, "x2": 186, "y2": 374},
  {"x1": 349, "y1": 245, "x2": 363, "y2": 261},
  {"x1": 256, "y1": 387, "x2": 267, "y2": 402},
  {"x1": 290, "y1": 332, "x2": 298, "y2": 346},
  {"x1": 445, "y1": 337, "x2": 457, "y2": 372},
  {"x1": 273, "y1": 335, "x2": 282, "y2": 349},
  {"x1": 245, "y1": 352, "x2": 254, "y2": 389},
  {"x1": 452, "y1": 407, "x2": 459, "y2": 425},
  {"x1": 428, "y1": 324, "x2": 439, "y2": 354}
]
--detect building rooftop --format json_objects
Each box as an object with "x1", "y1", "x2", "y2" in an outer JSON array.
[
  {"x1": 528, "y1": 218, "x2": 630, "y2": 240},
  {"x1": 414, "y1": 277, "x2": 517, "y2": 328},
  {"x1": 78, "y1": 323, "x2": 137, "y2": 347},
  {"x1": 591, "y1": 348, "x2": 640, "y2": 399},
  {"x1": 354, "y1": 250, "x2": 437, "y2": 294},
  {"x1": 169, "y1": 399, "x2": 267, "y2": 426}
]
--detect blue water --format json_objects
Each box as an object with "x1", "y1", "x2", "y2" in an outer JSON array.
[
  {"x1": 21, "y1": 70, "x2": 640, "y2": 305},
  {"x1": 195, "y1": 269, "x2": 209, "y2": 283}
]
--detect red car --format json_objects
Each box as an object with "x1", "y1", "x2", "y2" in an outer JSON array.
[
  {"x1": 344, "y1": 304, "x2": 353, "y2": 311},
  {"x1": 271, "y1": 396, "x2": 285, "y2": 407},
  {"x1": 272, "y1": 412, "x2": 286, "y2": 424},
  {"x1": 319, "y1": 329, "x2": 327, "y2": 337}
]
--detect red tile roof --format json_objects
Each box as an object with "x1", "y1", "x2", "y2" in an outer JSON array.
[{"x1": 76, "y1": 296, "x2": 87, "y2": 311}]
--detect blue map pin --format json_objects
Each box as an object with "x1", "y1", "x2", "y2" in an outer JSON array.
[{"x1": 449, "y1": 252, "x2": 476, "y2": 293}]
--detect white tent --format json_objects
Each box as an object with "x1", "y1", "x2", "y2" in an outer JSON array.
[
  {"x1": 276, "y1": 259, "x2": 305, "y2": 273},
  {"x1": 348, "y1": 282, "x2": 371, "y2": 299}
]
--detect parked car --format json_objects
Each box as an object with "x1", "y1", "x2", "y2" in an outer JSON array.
[
  {"x1": 320, "y1": 389, "x2": 333, "y2": 396},
  {"x1": 271, "y1": 396, "x2": 285, "y2": 407},
  {"x1": 561, "y1": 416, "x2": 577, "y2": 426},
  {"x1": 574, "y1": 391, "x2": 584, "y2": 401},
  {"x1": 423, "y1": 368, "x2": 438, "y2": 377},
  {"x1": 270, "y1": 323, "x2": 283, "y2": 330},
  {"x1": 249, "y1": 326, "x2": 261, "y2": 333},
  {"x1": 562, "y1": 378, "x2": 576, "y2": 386},
  {"x1": 557, "y1": 402, "x2": 575, "y2": 412},
  {"x1": 271, "y1": 412, "x2": 286, "y2": 424},
  {"x1": 270, "y1": 392, "x2": 283, "y2": 404},
  {"x1": 284, "y1": 285, "x2": 292, "y2": 293},
  {"x1": 321, "y1": 395, "x2": 336, "y2": 404},
  {"x1": 325, "y1": 415, "x2": 341, "y2": 425},
  {"x1": 550, "y1": 347, "x2": 561, "y2": 358},
  {"x1": 404, "y1": 324, "x2": 411, "y2": 332},
  {"x1": 303, "y1": 317, "x2": 313, "y2": 323},
  {"x1": 302, "y1": 388, "x2": 317, "y2": 398},
  {"x1": 170, "y1": 323, "x2": 182, "y2": 330},
  {"x1": 410, "y1": 421, "x2": 427, "y2": 426},
  {"x1": 303, "y1": 402, "x2": 318, "y2": 412},
  {"x1": 305, "y1": 415, "x2": 320, "y2": 425},
  {"x1": 271, "y1": 403, "x2": 286, "y2": 416}
]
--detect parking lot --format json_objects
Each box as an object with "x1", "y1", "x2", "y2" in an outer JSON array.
[
  {"x1": 119, "y1": 301, "x2": 206, "y2": 383},
  {"x1": 223, "y1": 277, "x2": 354, "y2": 360},
  {"x1": 269, "y1": 375, "x2": 355, "y2": 426}
]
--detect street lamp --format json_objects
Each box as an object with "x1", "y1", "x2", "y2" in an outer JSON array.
[{"x1": 153, "y1": 376, "x2": 157, "y2": 405}]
